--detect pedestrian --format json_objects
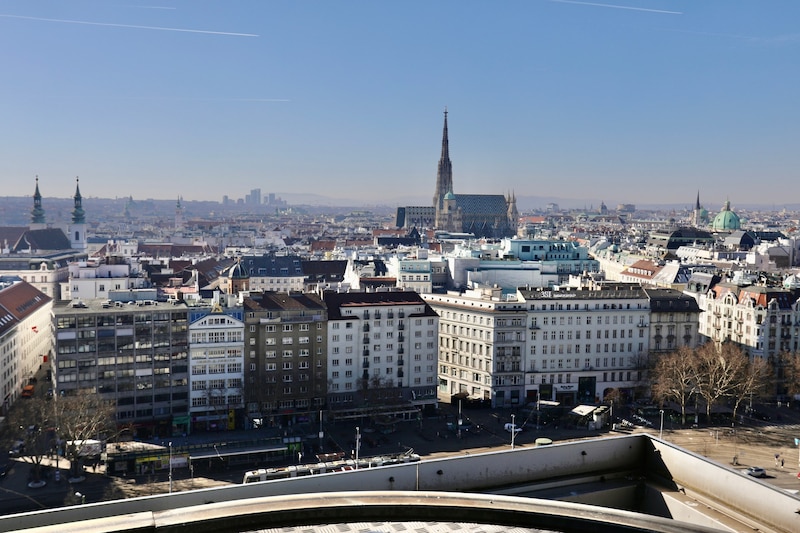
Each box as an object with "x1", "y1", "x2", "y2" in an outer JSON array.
[
  {"x1": 781, "y1": 458, "x2": 784, "y2": 468},
  {"x1": 775, "y1": 453, "x2": 780, "y2": 466}
]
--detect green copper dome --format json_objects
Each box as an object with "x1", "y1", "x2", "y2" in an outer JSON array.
[{"x1": 711, "y1": 199, "x2": 740, "y2": 231}]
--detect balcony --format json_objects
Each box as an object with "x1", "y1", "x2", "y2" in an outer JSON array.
[
  {"x1": 363, "y1": 324, "x2": 370, "y2": 332},
  {"x1": 397, "y1": 370, "x2": 404, "y2": 378},
  {"x1": 397, "y1": 346, "x2": 404, "y2": 355},
  {"x1": 362, "y1": 360, "x2": 370, "y2": 369},
  {"x1": 397, "y1": 358, "x2": 404, "y2": 366},
  {"x1": 363, "y1": 349, "x2": 370, "y2": 357},
  {"x1": 398, "y1": 323, "x2": 405, "y2": 331},
  {"x1": 363, "y1": 336, "x2": 370, "y2": 344},
  {"x1": 398, "y1": 311, "x2": 405, "y2": 318},
  {"x1": 398, "y1": 334, "x2": 405, "y2": 343}
]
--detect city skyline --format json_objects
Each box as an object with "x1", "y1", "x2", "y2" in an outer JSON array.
[{"x1": 1, "y1": 1, "x2": 798, "y2": 205}]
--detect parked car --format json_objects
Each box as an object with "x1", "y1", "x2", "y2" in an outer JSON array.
[
  {"x1": 9, "y1": 440, "x2": 25, "y2": 457},
  {"x1": 744, "y1": 466, "x2": 766, "y2": 478},
  {"x1": 504, "y1": 423, "x2": 523, "y2": 434}
]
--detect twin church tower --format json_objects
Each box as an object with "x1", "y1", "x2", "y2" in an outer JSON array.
[{"x1": 29, "y1": 176, "x2": 87, "y2": 252}]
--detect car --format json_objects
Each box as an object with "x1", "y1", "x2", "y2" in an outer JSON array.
[
  {"x1": 744, "y1": 466, "x2": 766, "y2": 478},
  {"x1": 504, "y1": 423, "x2": 523, "y2": 434},
  {"x1": 9, "y1": 440, "x2": 25, "y2": 457}
]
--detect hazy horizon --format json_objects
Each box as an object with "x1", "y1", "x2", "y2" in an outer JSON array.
[{"x1": 2, "y1": 1, "x2": 798, "y2": 205}]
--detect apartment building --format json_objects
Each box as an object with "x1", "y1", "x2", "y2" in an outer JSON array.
[
  {"x1": 643, "y1": 288, "x2": 702, "y2": 353},
  {"x1": 422, "y1": 287, "x2": 527, "y2": 408},
  {"x1": 699, "y1": 283, "x2": 799, "y2": 359},
  {"x1": 223, "y1": 254, "x2": 306, "y2": 294},
  {"x1": 0, "y1": 278, "x2": 52, "y2": 408},
  {"x1": 52, "y1": 299, "x2": 190, "y2": 438},
  {"x1": 323, "y1": 290, "x2": 439, "y2": 418},
  {"x1": 519, "y1": 285, "x2": 651, "y2": 405},
  {"x1": 60, "y1": 257, "x2": 146, "y2": 301},
  {"x1": 188, "y1": 305, "x2": 245, "y2": 432},
  {"x1": 243, "y1": 292, "x2": 328, "y2": 428}
]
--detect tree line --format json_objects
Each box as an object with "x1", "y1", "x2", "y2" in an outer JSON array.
[{"x1": 650, "y1": 342, "x2": 800, "y2": 425}]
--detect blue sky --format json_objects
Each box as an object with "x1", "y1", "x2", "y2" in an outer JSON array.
[{"x1": 1, "y1": 1, "x2": 798, "y2": 208}]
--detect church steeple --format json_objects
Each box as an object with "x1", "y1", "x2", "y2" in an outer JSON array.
[
  {"x1": 71, "y1": 176, "x2": 85, "y2": 224},
  {"x1": 433, "y1": 108, "x2": 454, "y2": 213},
  {"x1": 695, "y1": 190, "x2": 701, "y2": 210},
  {"x1": 31, "y1": 175, "x2": 46, "y2": 226}
]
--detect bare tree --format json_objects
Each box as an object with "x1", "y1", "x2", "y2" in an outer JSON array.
[
  {"x1": 4, "y1": 397, "x2": 53, "y2": 485},
  {"x1": 693, "y1": 343, "x2": 747, "y2": 418},
  {"x1": 53, "y1": 389, "x2": 117, "y2": 479},
  {"x1": 729, "y1": 355, "x2": 772, "y2": 420},
  {"x1": 778, "y1": 351, "x2": 800, "y2": 401},
  {"x1": 650, "y1": 347, "x2": 696, "y2": 425}
]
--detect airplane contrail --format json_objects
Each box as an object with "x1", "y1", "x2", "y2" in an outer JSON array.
[
  {"x1": 0, "y1": 13, "x2": 258, "y2": 36},
  {"x1": 547, "y1": 0, "x2": 683, "y2": 15},
  {"x1": 123, "y1": 5, "x2": 178, "y2": 9}
]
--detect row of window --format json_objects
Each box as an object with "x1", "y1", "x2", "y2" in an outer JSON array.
[
  {"x1": 533, "y1": 343, "x2": 644, "y2": 355},
  {"x1": 191, "y1": 378, "x2": 242, "y2": 390},
  {"x1": 191, "y1": 394, "x2": 243, "y2": 407},
  {"x1": 191, "y1": 363, "x2": 242, "y2": 375}
]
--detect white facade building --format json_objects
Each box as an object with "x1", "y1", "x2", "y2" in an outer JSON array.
[
  {"x1": 188, "y1": 307, "x2": 245, "y2": 432},
  {"x1": 0, "y1": 279, "x2": 53, "y2": 407},
  {"x1": 60, "y1": 259, "x2": 146, "y2": 302},
  {"x1": 519, "y1": 285, "x2": 651, "y2": 405},
  {"x1": 323, "y1": 291, "x2": 439, "y2": 416},
  {"x1": 422, "y1": 287, "x2": 528, "y2": 408}
]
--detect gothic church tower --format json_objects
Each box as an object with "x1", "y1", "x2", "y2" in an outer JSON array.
[{"x1": 433, "y1": 108, "x2": 453, "y2": 215}]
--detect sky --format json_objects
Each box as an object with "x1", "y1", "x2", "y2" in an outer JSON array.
[{"x1": 1, "y1": 1, "x2": 798, "y2": 209}]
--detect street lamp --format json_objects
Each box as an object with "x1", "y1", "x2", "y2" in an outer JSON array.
[
  {"x1": 168, "y1": 441, "x2": 173, "y2": 494},
  {"x1": 659, "y1": 410, "x2": 664, "y2": 440},
  {"x1": 511, "y1": 414, "x2": 516, "y2": 450},
  {"x1": 457, "y1": 399, "x2": 462, "y2": 439},
  {"x1": 354, "y1": 427, "x2": 361, "y2": 469}
]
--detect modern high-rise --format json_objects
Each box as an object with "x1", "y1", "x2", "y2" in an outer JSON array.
[{"x1": 52, "y1": 299, "x2": 190, "y2": 437}]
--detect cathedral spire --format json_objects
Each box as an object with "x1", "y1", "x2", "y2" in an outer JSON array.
[
  {"x1": 696, "y1": 190, "x2": 701, "y2": 210},
  {"x1": 71, "y1": 176, "x2": 85, "y2": 224},
  {"x1": 31, "y1": 175, "x2": 46, "y2": 225},
  {"x1": 433, "y1": 108, "x2": 454, "y2": 213},
  {"x1": 440, "y1": 107, "x2": 450, "y2": 163}
]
